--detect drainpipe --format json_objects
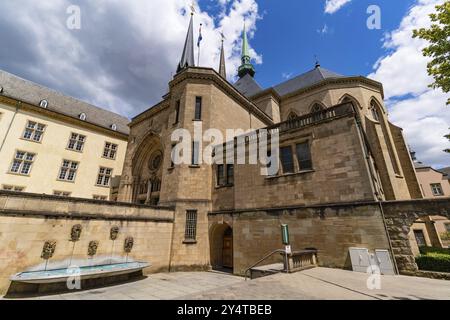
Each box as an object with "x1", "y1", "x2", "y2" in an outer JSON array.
[{"x1": 0, "y1": 101, "x2": 21, "y2": 154}]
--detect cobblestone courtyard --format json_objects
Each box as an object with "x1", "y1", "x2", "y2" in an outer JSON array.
[{"x1": 4, "y1": 268, "x2": 450, "y2": 300}]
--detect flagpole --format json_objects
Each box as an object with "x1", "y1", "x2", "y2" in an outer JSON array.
[{"x1": 198, "y1": 23, "x2": 202, "y2": 67}]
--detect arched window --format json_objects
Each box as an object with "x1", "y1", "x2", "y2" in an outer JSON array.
[
  {"x1": 369, "y1": 101, "x2": 380, "y2": 122},
  {"x1": 311, "y1": 103, "x2": 324, "y2": 113},
  {"x1": 151, "y1": 179, "x2": 161, "y2": 193},
  {"x1": 288, "y1": 112, "x2": 298, "y2": 121},
  {"x1": 310, "y1": 103, "x2": 325, "y2": 122},
  {"x1": 370, "y1": 99, "x2": 400, "y2": 175}
]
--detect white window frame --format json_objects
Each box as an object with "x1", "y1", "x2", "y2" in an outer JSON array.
[
  {"x1": 431, "y1": 183, "x2": 444, "y2": 196},
  {"x1": 9, "y1": 150, "x2": 35, "y2": 175},
  {"x1": 2, "y1": 185, "x2": 25, "y2": 192},
  {"x1": 103, "y1": 142, "x2": 118, "y2": 160},
  {"x1": 22, "y1": 120, "x2": 46, "y2": 143},
  {"x1": 67, "y1": 133, "x2": 86, "y2": 152},
  {"x1": 58, "y1": 160, "x2": 79, "y2": 182},
  {"x1": 96, "y1": 167, "x2": 113, "y2": 187},
  {"x1": 53, "y1": 190, "x2": 71, "y2": 197}
]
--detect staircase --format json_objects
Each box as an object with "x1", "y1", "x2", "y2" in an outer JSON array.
[{"x1": 246, "y1": 249, "x2": 318, "y2": 280}]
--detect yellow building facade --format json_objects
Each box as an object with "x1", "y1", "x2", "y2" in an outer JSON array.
[{"x1": 0, "y1": 71, "x2": 129, "y2": 200}]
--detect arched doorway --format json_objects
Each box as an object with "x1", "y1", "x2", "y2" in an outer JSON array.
[
  {"x1": 131, "y1": 133, "x2": 164, "y2": 205},
  {"x1": 210, "y1": 223, "x2": 233, "y2": 272}
]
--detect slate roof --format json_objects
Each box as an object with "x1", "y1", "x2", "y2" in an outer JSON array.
[
  {"x1": 0, "y1": 70, "x2": 130, "y2": 135},
  {"x1": 273, "y1": 67, "x2": 344, "y2": 96},
  {"x1": 438, "y1": 167, "x2": 450, "y2": 179},
  {"x1": 233, "y1": 74, "x2": 263, "y2": 98},
  {"x1": 233, "y1": 66, "x2": 344, "y2": 99},
  {"x1": 414, "y1": 162, "x2": 431, "y2": 169}
]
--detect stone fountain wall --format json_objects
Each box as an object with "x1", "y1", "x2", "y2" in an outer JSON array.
[{"x1": 0, "y1": 191, "x2": 175, "y2": 296}]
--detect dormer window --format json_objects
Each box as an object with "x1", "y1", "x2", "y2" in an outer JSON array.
[
  {"x1": 0, "y1": 86, "x2": 3, "y2": 94},
  {"x1": 79, "y1": 113, "x2": 87, "y2": 121},
  {"x1": 110, "y1": 124, "x2": 117, "y2": 131},
  {"x1": 39, "y1": 100, "x2": 48, "y2": 108}
]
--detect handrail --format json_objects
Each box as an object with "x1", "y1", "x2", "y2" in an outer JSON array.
[{"x1": 244, "y1": 249, "x2": 287, "y2": 281}]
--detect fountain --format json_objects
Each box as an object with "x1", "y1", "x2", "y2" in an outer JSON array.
[
  {"x1": 10, "y1": 226, "x2": 150, "y2": 288},
  {"x1": 109, "y1": 226, "x2": 119, "y2": 264},
  {"x1": 69, "y1": 224, "x2": 82, "y2": 267},
  {"x1": 124, "y1": 237, "x2": 134, "y2": 263},
  {"x1": 41, "y1": 241, "x2": 56, "y2": 271},
  {"x1": 88, "y1": 241, "x2": 99, "y2": 266}
]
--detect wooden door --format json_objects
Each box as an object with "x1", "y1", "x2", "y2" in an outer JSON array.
[{"x1": 222, "y1": 234, "x2": 233, "y2": 269}]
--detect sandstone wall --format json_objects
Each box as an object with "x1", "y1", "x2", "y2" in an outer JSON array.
[
  {"x1": 0, "y1": 191, "x2": 175, "y2": 296},
  {"x1": 209, "y1": 202, "x2": 391, "y2": 275}
]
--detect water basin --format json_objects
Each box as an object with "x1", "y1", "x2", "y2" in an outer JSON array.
[{"x1": 10, "y1": 262, "x2": 151, "y2": 284}]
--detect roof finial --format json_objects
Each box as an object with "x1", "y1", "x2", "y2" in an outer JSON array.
[{"x1": 314, "y1": 55, "x2": 321, "y2": 69}]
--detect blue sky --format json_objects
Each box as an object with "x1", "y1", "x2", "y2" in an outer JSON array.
[
  {"x1": 0, "y1": 0, "x2": 448, "y2": 167},
  {"x1": 236, "y1": 0, "x2": 415, "y2": 87}
]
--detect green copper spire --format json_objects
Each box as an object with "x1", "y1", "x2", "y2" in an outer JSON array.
[{"x1": 238, "y1": 23, "x2": 256, "y2": 78}]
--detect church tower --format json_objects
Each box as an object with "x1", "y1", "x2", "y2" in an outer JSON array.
[
  {"x1": 237, "y1": 24, "x2": 256, "y2": 78},
  {"x1": 219, "y1": 35, "x2": 227, "y2": 79},
  {"x1": 177, "y1": 12, "x2": 195, "y2": 73}
]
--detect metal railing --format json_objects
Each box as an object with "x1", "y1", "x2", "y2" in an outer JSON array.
[{"x1": 244, "y1": 249, "x2": 288, "y2": 281}]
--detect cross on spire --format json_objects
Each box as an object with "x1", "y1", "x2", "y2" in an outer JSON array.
[{"x1": 238, "y1": 21, "x2": 255, "y2": 78}]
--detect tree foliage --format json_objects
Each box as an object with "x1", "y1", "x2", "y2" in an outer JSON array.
[
  {"x1": 445, "y1": 130, "x2": 450, "y2": 153},
  {"x1": 413, "y1": 2, "x2": 450, "y2": 105}
]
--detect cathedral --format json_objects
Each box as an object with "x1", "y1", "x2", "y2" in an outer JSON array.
[{"x1": 116, "y1": 13, "x2": 423, "y2": 271}]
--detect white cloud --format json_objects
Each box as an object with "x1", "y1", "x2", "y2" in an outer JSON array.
[
  {"x1": 369, "y1": 0, "x2": 449, "y2": 168},
  {"x1": 324, "y1": 0, "x2": 352, "y2": 14},
  {"x1": 0, "y1": 0, "x2": 261, "y2": 116}
]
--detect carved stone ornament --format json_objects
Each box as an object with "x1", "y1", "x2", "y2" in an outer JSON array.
[
  {"x1": 124, "y1": 237, "x2": 134, "y2": 253},
  {"x1": 88, "y1": 241, "x2": 99, "y2": 257},
  {"x1": 41, "y1": 241, "x2": 56, "y2": 260},
  {"x1": 110, "y1": 226, "x2": 120, "y2": 241},
  {"x1": 70, "y1": 224, "x2": 83, "y2": 242}
]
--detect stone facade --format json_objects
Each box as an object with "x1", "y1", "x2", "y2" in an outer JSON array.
[
  {"x1": 115, "y1": 65, "x2": 431, "y2": 276},
  {"x1": 0, "y1": 191, "x2": 175, "y2": 295},
  {"x1": 209, "y1": 202, "x2": 391, "y2": 275},
  {"x1": 382, "y1": 198, "x2": 450, "y2": 273}
]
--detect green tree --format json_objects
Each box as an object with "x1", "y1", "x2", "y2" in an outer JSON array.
[
  {"x1": 445, "y1": 131, "x2": 450, "y2": 153},
  {"x1": 413, "y1": 2, "x2": 450, "y2": 105}
]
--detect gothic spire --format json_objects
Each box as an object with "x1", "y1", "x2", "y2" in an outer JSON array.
[
  {"x1": 238, "y1": 23, "x2": 256, "y2": 78},
  {"x1": 177, "y1": 12, "x2": 195, "y2": 73},
  {"x1": 219, "y1": 33, "x2": 227, "y2": 79}
]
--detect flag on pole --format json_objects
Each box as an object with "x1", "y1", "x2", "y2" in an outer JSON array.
[{"x1": 197, "y1": 23, "x2": 203, "y2": 47}]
